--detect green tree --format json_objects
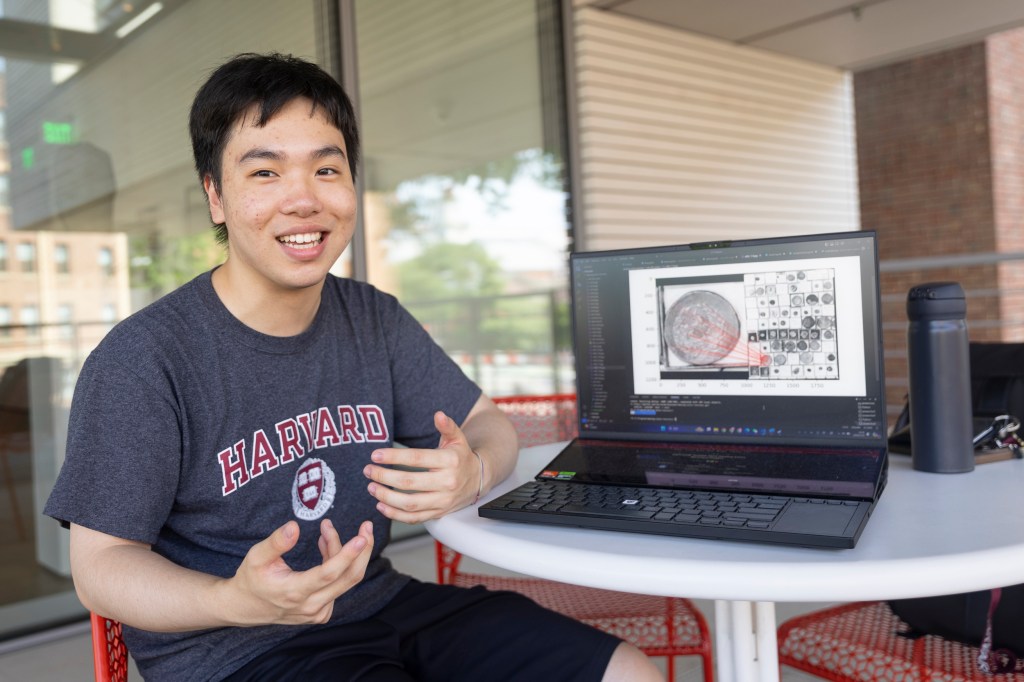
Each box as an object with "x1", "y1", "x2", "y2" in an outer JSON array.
[
  {"x1": 130, "y1": 231, "x2": 223, "y2": 297},
  {"x1": 398, "y1": 242, "x2": 501, "y2": 353},
  {"x1": 398, "y1": 242, "x2": 503, "y2": 301}
]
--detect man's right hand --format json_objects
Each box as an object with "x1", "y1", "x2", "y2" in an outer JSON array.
[
  {"x1": 222, "y1": 519, "x2": 375, "y2": 626},
  {"x1": 69, "y1": 519, "x2": 374, "y2": 632}
]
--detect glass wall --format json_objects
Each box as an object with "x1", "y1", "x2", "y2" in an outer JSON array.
[
  {"x1": 354, "y1": 0, "x2": 574, "y2": 397},
  {"x1": 0, "y1": 0, "x2": 338, "y2": 638},
  {"x1": 0, "y1": 0, "x2": 572, "y2": 639}
]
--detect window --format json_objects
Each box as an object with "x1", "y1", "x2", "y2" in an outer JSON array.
[
  {"x1": 16, "y1": 242, "x2": 36, "y2": 273},
  {"x1": 0, "y1": 0, "x2": 330, "y2": 637},
  {"x1": 0, "y1": 241, "x2": 7, "y2": 271},
  {"x1": 21, "y1": 305, "x2": 39, "y2": 337},
  {"x1": 0, "y1": 0, "x2": 572, "y2": 638},
  {"x1": 0, "y1": 306, "x2": 10, "y2": 337},
  {"x1": 354, "y1": 0, "x2": 573, "y2": 397},
  {"x1": 98, "y1": 246, "x2": 114, "y2": 276},
  {"x1": 57, "y1": 303, "x2": 74, "y2": 339},
  {"x1": 54, "y1": 244, "x2": 70, "y2": 274}
]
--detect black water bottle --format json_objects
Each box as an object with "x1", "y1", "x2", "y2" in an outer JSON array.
[{"x1": 906, "y1": 282, "x2": 974, "y2": 473}]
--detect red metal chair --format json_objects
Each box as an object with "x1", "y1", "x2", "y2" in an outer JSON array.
[
  {"x1": 436, "y1": 394, "x2": 714, "y2": 681},
  {"x1": 91, "y1": 612, "x2": 129, "y2": 682},
  {"x1": 777, "y1": 600, "x2": 1024, "y2": 681}
]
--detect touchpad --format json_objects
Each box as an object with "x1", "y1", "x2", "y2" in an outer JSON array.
[{"x1": 773, "y1": 501, "x2": 857, "y2": 536}]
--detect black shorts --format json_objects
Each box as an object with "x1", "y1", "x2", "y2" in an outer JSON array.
[{"x1": 223, "y1": 579, "x2": 621, "y2": 682}]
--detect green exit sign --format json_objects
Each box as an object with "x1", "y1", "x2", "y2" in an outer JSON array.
[
  {"x1": 22, "y1": 147, "x2": 35, "y2": 169},
  {"x1": 42, "y1": 121, "x2": 75, "y2": 144}
]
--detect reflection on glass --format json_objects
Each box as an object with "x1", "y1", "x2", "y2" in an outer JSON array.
[
  {"x1": 0, "y1": 0, "x2": 327, "y2": 638},
  {"x1": 0, "y1": 0, "x2": 570, "y2": 639},
  {"x1": 355, "y1": 0, "x2": 573, "y2": 397},
  {"x1": 2, "y1": 0, "x2": 167, "y2": 35},
  {"x1": 98, "y1": 246, "x2": 114, "y2": 277},
  {"x1": 54, "y1": 244, "x2": 69, "y2": 274},
  {"x1": 16, "y1": 242, "x2": 35, "y2": 273}
]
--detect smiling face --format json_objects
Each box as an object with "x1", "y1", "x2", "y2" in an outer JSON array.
[{"x1": 205, "y1": 97, "x2": 356, "y2": 299}]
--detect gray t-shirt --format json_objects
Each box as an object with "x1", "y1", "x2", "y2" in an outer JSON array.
[{"x1": 44, "y1": 271, "x2": 480, "y2": 681}]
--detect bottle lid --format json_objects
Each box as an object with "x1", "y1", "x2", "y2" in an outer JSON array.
[{"x1": 907, "y1": 282, "x2": 966, "y2": 320}]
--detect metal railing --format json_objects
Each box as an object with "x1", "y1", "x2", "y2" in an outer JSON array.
[{"x1": 402, "y1": 288, "x2": 574, "y2": 397}]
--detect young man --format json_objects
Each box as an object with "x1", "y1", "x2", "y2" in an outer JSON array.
[{"x1": 45, "y1": 53, "x2": 662, "y2": 682}]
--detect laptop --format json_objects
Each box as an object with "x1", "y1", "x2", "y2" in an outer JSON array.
[{"x1": 480, "y1": 231, "x2": 889, "y2": 549}]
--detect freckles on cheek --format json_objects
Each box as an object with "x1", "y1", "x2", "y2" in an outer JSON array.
[{"x1": 242, "y1": 196, "x2": 265, "y2": 226}]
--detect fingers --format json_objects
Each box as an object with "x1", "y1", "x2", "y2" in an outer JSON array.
[
  {"x1": 434, "y1": 410, "x2": 465, "y2": 449},
  {"x1": 365, "y1": 413, "x2": 463, "y2": 487},
  {"x1": 368, "y1": 445, "x2": 452, "y2": 470},
  {"x1": 327, "y1": 521, "x2": 371, "y2": 566},
  {"x1": 318, "y1": 520, "x2": 370, "y2": 567},
  {"x1": 371, "y1": 488, "x2": 450, "y2": 524},
  {"x1": 364, "y1": 460, "x2": 459, "y2": 522},
  {"x1": 363, "y1": 412, "x2": 474, "y2": 523},
  {"x1": 318, "y1": 518, "x2": 342, "y2": 561},
  {"x1": 364, "y1": 461, "x2": 421, "y2": 489},
  {"x1": 363, "y1": 460, "x2": 455, "y2": 492},
  {"x1": 250, "y1": 521, "x2": 300, "y2": 568},
  {"x1": 227, "y1": 519, "x2": 375, "y2": 627},
  {"x1": 287, "y1": 521, "x2": 374, "y2": 607},
  {"x1": 307, "y1": 521, "x2": 374, "y2": 607}
]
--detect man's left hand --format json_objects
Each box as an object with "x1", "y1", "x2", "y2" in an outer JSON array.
[{"x1": 363, "y1": 411, "x2": 481, "y2": 523}]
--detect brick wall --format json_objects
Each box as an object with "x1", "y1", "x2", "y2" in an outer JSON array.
[
  {"x1": 855, "y1": 40, "x2": 1007, "y2": 422},
  {"x1": 987, "y1": 28, "x2": 1024, "y2": 339}
]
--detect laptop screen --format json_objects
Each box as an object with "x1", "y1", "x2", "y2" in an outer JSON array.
[{"x1": 570, "y1": 231, "x2": 887, "y2": 448}]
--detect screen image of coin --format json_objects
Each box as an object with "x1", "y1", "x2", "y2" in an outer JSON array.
[{"x1": 664, "y1": 290, "x2": 740, "y2": 365}]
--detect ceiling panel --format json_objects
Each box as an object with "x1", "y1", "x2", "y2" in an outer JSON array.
[
  {"x1": 597, "y1": 0, "x2": 855, "y2": 42},
  {"x1": 583, "y1": 0, "x2": 1024, "y2": 70}
]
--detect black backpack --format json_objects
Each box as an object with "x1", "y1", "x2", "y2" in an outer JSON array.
[
  {"x1": 969, "y1": 342, "x2": 1024, "y2": 420},
  {"x1": 888, "y1": 343, "x2": 1024, "y2": 666},
  {"x1": 889, "y1": 586, "x2": 1024, "y2": 656}
]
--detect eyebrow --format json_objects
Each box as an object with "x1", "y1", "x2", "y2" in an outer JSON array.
[{"x1": 238, "y1": 145, "x2": 347, "y2": 165}]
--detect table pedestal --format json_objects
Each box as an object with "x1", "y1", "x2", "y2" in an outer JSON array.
[{"x1": 714, "y1": 600, "x2": 779, "y2": 682}]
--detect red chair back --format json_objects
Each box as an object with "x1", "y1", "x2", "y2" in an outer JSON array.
[
  {"x1": 91, "y1": 612, "x2": 129, "y2": 682},
  {"x1": 492, "y1": 394, "x2": 577, "y2": 447}
]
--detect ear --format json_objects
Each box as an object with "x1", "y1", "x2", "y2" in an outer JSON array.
[{"x1": 203, "y1": 175, "x2": 226, "y2": 225}]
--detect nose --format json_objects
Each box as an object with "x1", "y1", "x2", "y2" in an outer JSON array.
[{"x1": 280, "y1": 175, "x2": 322, "y2": 218}]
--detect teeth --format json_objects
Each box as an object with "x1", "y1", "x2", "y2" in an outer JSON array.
[{"x1": 279, "y1": 232, "x2": 322, "y2": 245}]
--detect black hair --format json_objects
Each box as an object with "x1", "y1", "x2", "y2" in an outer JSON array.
[{"x1": 188, "y1": 52, "x2": 360, "y2": 243}]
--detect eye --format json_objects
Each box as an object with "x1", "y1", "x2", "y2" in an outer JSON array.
[
  {"x1": 252, "y1": 169, "x2": 276, "y2": 178},
  {"x1": 316, "y1": 167, "x2": 340, "y2": 176}
]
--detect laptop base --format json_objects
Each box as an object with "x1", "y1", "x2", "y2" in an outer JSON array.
[{"x1": 480, "y1": 479, "x2": 872, "y2": 549}]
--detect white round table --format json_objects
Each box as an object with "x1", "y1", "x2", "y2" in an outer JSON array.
[{"x1": 427, "y1": 443, "x2": 1024, "y2": 682}]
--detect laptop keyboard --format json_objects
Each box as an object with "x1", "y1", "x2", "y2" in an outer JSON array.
[{"x1": 486, "y1": 480, "x2": 857, "y2": 530}]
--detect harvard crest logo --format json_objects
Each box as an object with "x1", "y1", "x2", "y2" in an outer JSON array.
[{"x1": 291, "y1": 458, "x2": 336, "y2": 521}]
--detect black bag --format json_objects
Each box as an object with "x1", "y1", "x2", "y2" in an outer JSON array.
[
  {"x1": 889, "y1": 586, "x2": 1024, "y2": 655},
  {"x1": 888, "y1": 343, "x2": 1024, "y2": 667},
  {"x1": 969, "y1": 342, "x2": 1024, "y2": 420},
  {"x1": 888, "y1": 342, "x2": 1024, "y2": 454}
]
